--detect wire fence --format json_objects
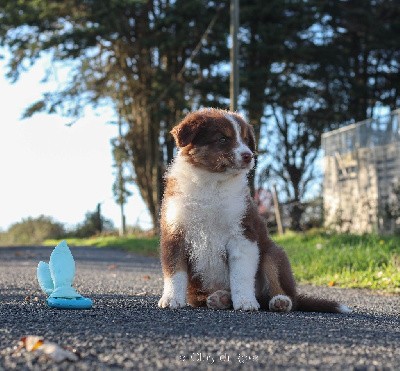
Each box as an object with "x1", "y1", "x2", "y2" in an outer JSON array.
[
  {"x1": 322, "y1": 109, "x2": 400, "y2": 233},
  {"x1": 322, "y1": 109, "x2": 400, "y2": 156}
]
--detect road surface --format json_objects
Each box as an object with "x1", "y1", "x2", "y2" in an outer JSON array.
[{"x1": 0, "y1": 246, "x2": 399, "y2": 370}]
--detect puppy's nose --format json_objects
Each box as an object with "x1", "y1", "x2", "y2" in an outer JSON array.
[{"x1": 241, "y1": 152, "x2": 253, "y2": 164}]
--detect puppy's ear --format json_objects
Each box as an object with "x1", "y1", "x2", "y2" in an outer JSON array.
[
  {"x1": 247, "y1": 124, "x2": 257, "y2": 153},
  {"x1": 170, "y1": 115, "x2": 203, "y2": 148}
]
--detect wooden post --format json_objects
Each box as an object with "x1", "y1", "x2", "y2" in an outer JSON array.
[{"x1": 272, "y1": 184, "x2": 284, "y2": 235}]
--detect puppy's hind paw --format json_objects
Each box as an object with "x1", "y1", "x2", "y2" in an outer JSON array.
[
  {"x1": 207, "y1": 290, "x2": 232, "y2": 310},
  {"x1": 269, "y1": 295, "x2": 292, "y2": 313}
]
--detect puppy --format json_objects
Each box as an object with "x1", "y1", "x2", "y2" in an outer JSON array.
[{"x1": 158, "y1": 108, "x2": 351, "y2": 313}]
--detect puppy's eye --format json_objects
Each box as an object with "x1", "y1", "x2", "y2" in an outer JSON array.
[{"x1": 219, "y1": 136, "x2": 228, "y2": 144}]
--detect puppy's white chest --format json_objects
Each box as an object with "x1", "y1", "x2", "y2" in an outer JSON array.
[
  {"x1": 186, "y1": 221, "x2": 230, "y2": 291},
  {"x1": 165, "y1": 182, "x2": 247, "y2": 291},
  {"x1": 163, "y1": 156, "x2": 251, "y2": 290}
]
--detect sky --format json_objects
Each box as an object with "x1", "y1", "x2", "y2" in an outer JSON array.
[{"x1": 0, "y1": 56, "x2": 152, "y2": 232}]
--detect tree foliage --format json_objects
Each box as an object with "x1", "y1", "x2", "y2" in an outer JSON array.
[
  {"x1": 74, "y1": 205, "x2": 114, "y2": 238},
  {"x1": 0, "y1": 0, "x2": 229, "y2": 229},
  {"x1": 240, "y1": 0, "x2": 323, "y2": 229},
  {"x1": 111, "y1": 123, "x2": 133, "y2": 207},
  {"x1": 315, "y1": 0, "x2": 400, "y2": 125},
  {"x1": 240, "y1": 0, "x2": 400, "y2": 229},
  {"x1": 1, "y1": 0, "x2": 399, "y2": 231}
]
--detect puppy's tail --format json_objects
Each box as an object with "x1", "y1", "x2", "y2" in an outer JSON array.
[{"x1": 295, "y1": 294, "x2": 352, "y2": 314}]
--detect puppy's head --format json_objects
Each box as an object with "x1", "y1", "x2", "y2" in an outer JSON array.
[{"x1": 171, "y1": 108, "x2": 256, "y2": 173}]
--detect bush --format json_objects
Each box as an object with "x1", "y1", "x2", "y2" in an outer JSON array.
[{"x1": 0, "y1": 216, "x2": 65, "y2": 245}]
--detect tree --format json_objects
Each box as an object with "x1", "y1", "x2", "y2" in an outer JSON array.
[
  {"x1": 111, "y1": 114, "x2": 133, "y2": 235},
  {"x1": 240, "y1": 0, "x2": 400, "y2": 230},
  {"x1": 314, "y1": 0, "x2": 400, "y2": 126},
  {"x1": 0, "y1": 0, "x2": 229, "y2": 229},
  {"x1": 241, "y1": 0, "x2": 323, "y2": 229},
  {"x1": 74, "y1": 204, "x2": 114, "y2": 237},
  {"x1": 2, "y1": 1, "x2": 398, "y2": 233},
  {"x1": 240, "y1": 0, "x2": 311, "y2": 195}
]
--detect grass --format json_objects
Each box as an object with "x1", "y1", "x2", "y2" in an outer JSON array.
[
  {"x1": 44, "y1": 230, "x2": 400, "y2": 293},
  {"x1": 273, "y1": 230, "x2": 400, "y2": 293},
  {"x1": 44, "y1": 235, "x2": 160, "y2": 257}
]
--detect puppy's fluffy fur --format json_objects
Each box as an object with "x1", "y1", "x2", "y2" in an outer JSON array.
[{"x1": 158, "y1": 108, "x2": 351, "y2": 313}]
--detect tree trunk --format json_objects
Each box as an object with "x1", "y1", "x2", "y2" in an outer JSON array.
[
  {"x1": 125, "y1": 96, "x2": 162, "y2": 233},
  {"x1": 288, "y1": 169, "x2": 304, "y2": 231},
  {"x1": 289, "y1": 202, "x2": 304, "y2": 232}
]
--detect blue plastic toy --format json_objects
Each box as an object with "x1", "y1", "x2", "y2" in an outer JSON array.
[{"x1": 37, "y1": 241, "x2": 93, "y2": 309}]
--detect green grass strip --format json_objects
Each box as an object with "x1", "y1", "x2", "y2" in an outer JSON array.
[
  {"x1": 45, "y1": 230, "x2": 400, "y2": 293},
  {"x1": 273, "y1": 230, "x2": 400, "y2": 293},
  {"x1": 44, "y1": 236, "x2": 159, "y2": 257}
]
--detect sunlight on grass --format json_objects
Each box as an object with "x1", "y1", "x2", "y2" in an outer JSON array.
[
  {"x1": 273, "y1": 230, "x2": 400, "y2": 293},
  {"x1": 45, "y1": 230, "x2": 400, "y2": 293},
  {"x1": 44, "y1": 235, "x2": 160, "y2": 257}
]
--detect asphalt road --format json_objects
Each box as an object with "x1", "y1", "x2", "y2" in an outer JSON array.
[{"x1": 0, "y1": 246, "x2": 399, "y2": 370}]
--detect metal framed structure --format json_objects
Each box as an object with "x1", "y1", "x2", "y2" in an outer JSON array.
[{"x1": 322, "y1": 109, "x2": 400, "y2": 233}]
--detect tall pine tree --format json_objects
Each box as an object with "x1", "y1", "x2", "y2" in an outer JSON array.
[{"x1": 0, "y1": 0, "x2": 229, "y2": 229}]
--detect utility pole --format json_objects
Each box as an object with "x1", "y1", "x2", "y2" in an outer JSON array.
[
  {"x1": 117, "y1": 113, "x2": 126, "y2": 236},
  {"x1": 230, "y1": 0, "x2": 239, "y2": 111}
]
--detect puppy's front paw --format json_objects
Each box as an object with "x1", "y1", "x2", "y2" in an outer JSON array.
[
  {"x1": 158, "y1": 295, "x2": 186, "y2": 309},
  {"x1": 232, "y1": 296, "x2": 260, "y2": 311},
  {"x1": 207, "y1": 290, "x2": 232, "y2": 310},
  {"x1": 269, "y1": 295, "x2": 292, "y2": 312}
]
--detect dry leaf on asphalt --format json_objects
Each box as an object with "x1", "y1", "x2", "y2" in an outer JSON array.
[{"x1": 18, "y1": 336, "x2": 79, "y2": 362}]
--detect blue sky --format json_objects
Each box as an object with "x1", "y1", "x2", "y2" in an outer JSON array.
[{"x1": 0, "y1": 56, "x2": 152, "y2": 232}]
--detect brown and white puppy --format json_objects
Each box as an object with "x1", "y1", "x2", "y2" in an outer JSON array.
[{"x1": 158, "y1": 108, "x2": 351, "y2": 313}]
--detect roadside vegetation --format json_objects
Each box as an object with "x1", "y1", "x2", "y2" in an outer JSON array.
[
  {"x1": 44, "y1": 235, "x2": 159, "y2": 257},
  {"x1": 42, "y1": 229, "x2": 400, "y2": 294},
  {"x1": 274, "y1": 230, "x2": 400, "y2": 293},
  {"x1": 2, "y1": 216, "x2": 398, "y2": 292},
  {"x1": 0, "y1": 209, "x2": 113, "y2": 246}
]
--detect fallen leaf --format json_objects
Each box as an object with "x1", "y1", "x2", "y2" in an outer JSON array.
[
  {"x1": 20, "y1": 336, "x2": 44, "y2": 351},
  {"x1": 19, "y1": 336, "x2": 79, "y2": 362},
  {"x1": 328, "y1": 281, "x2": 335, "y2": 287}
]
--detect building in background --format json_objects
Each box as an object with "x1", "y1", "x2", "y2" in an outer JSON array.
[{"x1": 322, "y1": 109, "x2": 400, "y2": 233}]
